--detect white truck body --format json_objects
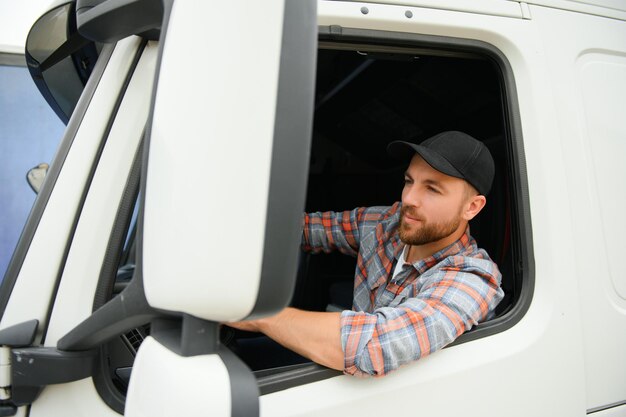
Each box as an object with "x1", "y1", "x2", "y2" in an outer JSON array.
[{"x1": 0, "y1": 1, "x2": 624, "y2": 416}]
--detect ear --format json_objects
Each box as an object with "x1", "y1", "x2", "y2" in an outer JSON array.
[{"x1": 462, "y1": 195, "x2": 487, "y2": 221}]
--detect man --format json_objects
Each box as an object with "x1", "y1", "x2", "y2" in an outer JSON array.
[{"x1": 229, "y1": 131, "x2": 504, "y2": 377}]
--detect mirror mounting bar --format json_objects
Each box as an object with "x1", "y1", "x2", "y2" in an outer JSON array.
[{"x1": 58, "y1": 273, "x2": 162, "y2": 352}]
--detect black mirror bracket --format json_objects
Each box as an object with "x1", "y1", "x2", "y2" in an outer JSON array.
[
  {"x1": 148, "y1": 315, "x2": 260, "y2": 417},
  {"x1": 76, "y1": 0, "x2": 163, "y2": 43},
  {"x1": 0, "y1": 320, "x2": 97, "y2": 416}
]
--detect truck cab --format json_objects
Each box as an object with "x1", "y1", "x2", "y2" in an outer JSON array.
[{"x1": 0, "y1": 1, "x2": 625, "y2": 416}]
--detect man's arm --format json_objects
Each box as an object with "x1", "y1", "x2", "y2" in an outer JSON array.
[
  {"x1": 229, "y1": 260, "x2": 502, "y2": 377},
  {"x1": 302, "y1": 204, "x2": 401, "y2": 255},
  {"x1": 228, "y1": 308, "x2": 344, "y2": 371},
  {"x1": 302, "y1": 208, "x2": 365, "y2": 256}
]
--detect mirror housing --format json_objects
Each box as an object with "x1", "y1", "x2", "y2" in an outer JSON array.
[
  {"x1": 76, "y1": 0, "x2": 163, "y2": 43},
  {"x1": 143, "y1": 0, "x2": 317, "y2": 322},
  {"x1": 25, "y1": 2, "x2": 100, "y2": 124}
]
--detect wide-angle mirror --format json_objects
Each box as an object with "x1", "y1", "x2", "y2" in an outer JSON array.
[{"x1": 25, "y1": 1, "x2": 101, "y2": 124}]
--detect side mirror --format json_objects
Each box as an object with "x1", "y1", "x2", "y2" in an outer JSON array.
[
  {"x1": 76, "y1": 0, "x2": 163, "y2": 43},
  {"x1": 25, "y1": 2, "x2": 100, "y2": 124},
  {"x1": 26, "y1": 163, "x2": 49, "y2": 194}
]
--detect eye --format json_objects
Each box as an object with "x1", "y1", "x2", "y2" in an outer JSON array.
[
  {"x1": 404, "y1": 177, "x2": 413, "y2": 185},
  {"x1": 427, "y1": 185, "x2": 441, "y2": 194}
]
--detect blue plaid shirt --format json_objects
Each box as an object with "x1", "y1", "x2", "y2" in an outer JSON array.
[{"x1": 302, "y1": 202, "x2": 503, "y2": 376}]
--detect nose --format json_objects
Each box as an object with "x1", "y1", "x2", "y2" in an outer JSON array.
[{"x1": 402, "y1": 184, "x2": 422, "y2": 208}]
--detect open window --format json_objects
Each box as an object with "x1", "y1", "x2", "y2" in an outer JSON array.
[
  {"x1": 227, "y1": 30, "x2": 529, "y2": 390},
  {"x1": 295, "y1": 38, "x2": 521, "y2": 321},
  {"x1": 91, "y1": 27, "x2": 530, "y2": 409}
]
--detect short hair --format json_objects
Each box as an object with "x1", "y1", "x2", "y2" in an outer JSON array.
[{"x1": 463, "y1": 181, "x2": 479, "y2": 200}]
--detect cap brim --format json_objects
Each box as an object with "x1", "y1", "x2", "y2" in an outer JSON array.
[{"x1": 387, "y1": 141, "x2": 463, "y2": 179}]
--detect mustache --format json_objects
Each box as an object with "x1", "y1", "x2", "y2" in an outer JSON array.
[{"x1": 401, "y1": 205, "x2": 423, "y2": 221}]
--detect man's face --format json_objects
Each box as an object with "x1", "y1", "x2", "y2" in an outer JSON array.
[{"x1": 399, "y1": 154, "x2": 472, "y2": 246}]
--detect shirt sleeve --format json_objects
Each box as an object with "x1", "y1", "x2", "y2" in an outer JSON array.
[
  {"x1": 301, "y1": 207, "x2": 366, "y2": 256},
  {"x1": 302, "y1": 204, "x2": 399, "y2": 257},
  {"x1": 340, "y1": 258, "x2": 503, "y2": 377}
]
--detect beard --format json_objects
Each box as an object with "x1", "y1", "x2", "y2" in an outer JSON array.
[{"x1": 399, "y1": 204, "x2": 461, "y2": 246}]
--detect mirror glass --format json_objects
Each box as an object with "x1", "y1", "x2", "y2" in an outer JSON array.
[{"x1": 25, "y1": 2, "x2": 101, "y2": 124}]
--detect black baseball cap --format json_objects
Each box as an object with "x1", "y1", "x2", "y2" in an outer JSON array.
[{"x1": 387, "y1": 131, "x2": 495, "y2": 196}]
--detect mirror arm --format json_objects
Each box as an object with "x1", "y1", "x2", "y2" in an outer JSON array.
[{"x1": 57, "y1": 273, "x2": 162, "y2": 352}]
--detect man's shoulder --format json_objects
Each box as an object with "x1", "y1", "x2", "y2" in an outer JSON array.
[
  {"x1": 434, "y1": 245, "x2": 501, "y2": 282},
  {"x1": 359, "y1": 201, "x2": 401, "y2": 222},
  {"x1": 358, "y1": 202, "x2": 401, "y2": 231}
]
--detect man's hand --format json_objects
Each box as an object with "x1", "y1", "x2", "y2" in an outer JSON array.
[
  {"x1": 227, "y1": 319, "x2": 261, "y2": 333},
  {"x1": 227, "y1": 307, "x2": 344, "y2": 371}
]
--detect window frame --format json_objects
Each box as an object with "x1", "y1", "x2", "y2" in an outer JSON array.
[
  {"x1": 308, "y1": 26, "x2": 534, "y2": 346},
  {"x1": 256, "y1": 26, "x2": 533, "y2": 391}
]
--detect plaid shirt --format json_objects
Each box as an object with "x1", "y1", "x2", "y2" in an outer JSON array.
[{"x1": 302, "y1": 202, "x2": 503, "y2": 377}]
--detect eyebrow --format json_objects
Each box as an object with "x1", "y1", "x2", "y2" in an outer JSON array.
[
  {"x1": 424, "y1": 179, "x2": 445, "y2": 190},
  {"x1": 404, "y1": 172, "x2": 447, "y2": 191}
]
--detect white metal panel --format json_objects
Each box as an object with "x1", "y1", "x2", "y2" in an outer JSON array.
[
  {"x1": 43, "y1": 41, "x2": 157, "y2": 346},
  {"x1": 349, "y1": 0, "x2": 626, "y2": 20},
  {"x1": 260, "y1": 2, "x2": 589, "y2": 416},
  {"x1": 318, "y1": 1, "x2": 523, "y2": 43},
  {"x1": 143, "y1": 1, "x2": 286, "y2": 321},
  {"x1": 30, "y1": 379, "x2": 119, "y2": 417},
  {"x1": 125, "y1": 336, "x2": 230, "y2": 417},
  {"x1": 579, "y1": 53, "x2": 626, "y2": 301},
  {"x1": 568, "y1": 0, "x2": 626, "y2": 12},
  {"x1": 529, "y1": 4, "x2": 626, "y2": 411},
  {"x1": 522, "y1": 0, "x2": 626, "y2": 20},
  {"x1": 355, "y1": 0, "x2": 523, "y2": 18},
  {"x1": 0, "y1": 36, "x2": 141, "y2": 336},
  {"x1": 533, "y1": 7, "x2": 626, "y2": 410}
]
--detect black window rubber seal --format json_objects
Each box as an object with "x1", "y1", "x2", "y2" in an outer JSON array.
[
  {"x1": 0, "y1": 43, "x2": 115, "y2": 321},
  {"x1": 91, "y1": 137, "x2": 143, "y2": 313},
  {"x1": 91, "y1": 138, "x2": 144, "y2": 415}
]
